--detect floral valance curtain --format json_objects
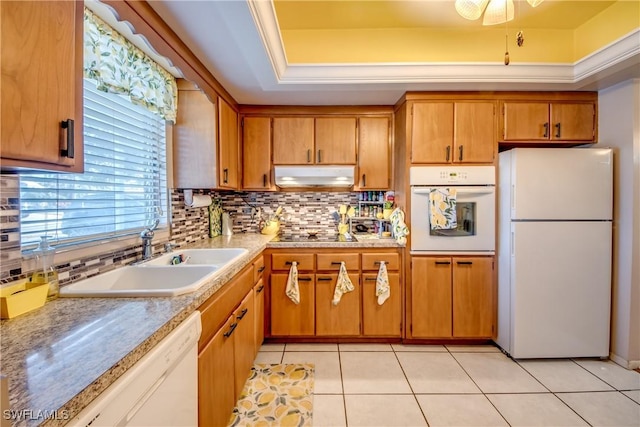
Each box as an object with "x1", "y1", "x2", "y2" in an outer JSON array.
[{"x1": 83, "y1": 8, "x2": 177, "y2": 122}]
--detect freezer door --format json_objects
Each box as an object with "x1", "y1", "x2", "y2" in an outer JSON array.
[
  {"x1": 509, "y1": 148, "x2": 612, "y2": 220},
  {"x1": 508, "y1": 221, "x2": 612, "y2": 358}
]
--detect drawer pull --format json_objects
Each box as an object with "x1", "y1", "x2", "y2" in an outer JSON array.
[
  {"x1": 456, "y1": 261, "x2": 473, "y2": 265},
  {"x1": 317, "y1": 277, "x2": 332, "y2": 281},
  {"x1": 285, "y1": 261, "x2": 297, "y2": 265},
  {"x1": 330, "y1": 261, "x2": 342, "y2": 265},
  {"x1": 236, "y1": 308, "x2": 249, "y2": 320},
  {"x1": 298, "y1": 277, "x2": 312, "y2": 281},
  {"x1": 224, "y1": 322, "x2": 238, "y2": 338},
  {"x1": 256, "y1": 285, "x2": 264, "y2": 293},
  {"x1": 435, "y1": 261, "x2": 451, "y2": 265},
  {"x1": 365, "y1": 277, "x2": 377, "y2": 281},
  {"x1": 258, "y1": 266, "x2": 265, "y2": 273}
]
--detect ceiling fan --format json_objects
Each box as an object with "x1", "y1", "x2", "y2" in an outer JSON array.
[{"x1": 455, "y1": 0, "x2": 544, "y2": 26}]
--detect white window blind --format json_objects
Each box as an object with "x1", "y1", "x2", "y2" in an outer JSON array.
[{"x1": 20, "y1": 79, "x2": 168, "y2": 248}]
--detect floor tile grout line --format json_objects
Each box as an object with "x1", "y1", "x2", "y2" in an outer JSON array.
[
  {"x1": 391, "y1": 346, "x2": 430, "y2": 426},
  {"x1": 570, "y1": 358, "x2": 631, "y2": 392}
]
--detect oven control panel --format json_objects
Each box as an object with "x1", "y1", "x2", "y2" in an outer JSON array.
[
  {"x1": 438, "y1": 170, "x2": 469, "y2": 182},
  {"x1": 410, "y1": 166, "x2": 495, "y2": 186}
]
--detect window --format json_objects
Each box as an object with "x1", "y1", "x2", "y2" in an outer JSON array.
[{"x1": 19, "y1": 79, "x2": 168, "y2": 248}]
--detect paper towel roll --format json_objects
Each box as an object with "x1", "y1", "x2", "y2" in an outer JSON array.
[{"x1": 184, "y1": 190, "x2": 212, "y2": 208}]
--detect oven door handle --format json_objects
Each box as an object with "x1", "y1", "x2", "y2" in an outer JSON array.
[{"x1": 412, "y1": 188, "x2": 494, "y2": 195}]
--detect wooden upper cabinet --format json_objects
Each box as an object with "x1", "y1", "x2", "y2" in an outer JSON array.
[
  {"x1": 314, "y1": 117, "x2": 357, "y2": 164},
  {"x1": 173, "y1": 82, "x2": 217, "y2": 189},
  {"x1": 242, "y1": 116, "x2": 272, "y2": 190},
  {"x1": 503, "y1": 101, "x2": 596, "y2": 142},
  {"x1": 218, "y1": 97, "x2": 239, "y2": 189},
  {"x1": 272, "y1": 117, "x2": 314, "y2": 164},
  {"x1": 411, "y1": 101, "x2": 495, "y2": 164},
  {"x1": 1, "y1": 1, "x2": 83, "y2": 172},
  {"x1": 356, "y1": 117, "x2": 391, "y2": 190}
]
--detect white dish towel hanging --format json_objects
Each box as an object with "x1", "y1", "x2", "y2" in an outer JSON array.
[
  {"x1": 332, "y1": 261, "x2": 354, "y2": 306},
  {"x1": 376, "y1": 261, "x2": 390, "y2": 305},
  {"x1": 285, "y1": 261, "x2": 300, "y2": 304}
]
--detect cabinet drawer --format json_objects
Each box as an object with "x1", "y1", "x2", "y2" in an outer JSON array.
[
  {"x1": 362, "y1": 253, "x2": 400, "y2": 271},
  {"x1": 316, "y1": 253, "x2": 360, "y2": 271},
  {"x1": 253, "y1": 256, "x2": 265, "y2": 283},
  {"x1": 271, "y1": 253, "x2": 315, "y2": 271}
]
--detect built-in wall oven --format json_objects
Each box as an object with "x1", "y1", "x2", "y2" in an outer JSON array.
[{"x1": 410, "y1": 166, "x2": 495, "y2": 254}]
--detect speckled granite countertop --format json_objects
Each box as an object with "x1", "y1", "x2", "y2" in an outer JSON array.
[{"x1": 0, "y1": 234, "x2": 402, "y2": 426}]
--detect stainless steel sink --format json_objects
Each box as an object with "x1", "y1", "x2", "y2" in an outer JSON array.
[{"x1": 59, "y1": 248, "x2": 248, "y2": 297}]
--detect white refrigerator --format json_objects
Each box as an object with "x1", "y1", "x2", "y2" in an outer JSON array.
[{"x1": 497, "y1": 148, "x2": 613, "y2": 359}]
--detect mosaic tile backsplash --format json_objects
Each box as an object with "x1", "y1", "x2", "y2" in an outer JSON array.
[{"x1": 0, "y1": 174, "x2": 358, "y2": 284}]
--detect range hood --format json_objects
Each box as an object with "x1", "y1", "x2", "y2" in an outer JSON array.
[{"x1": 274, "y1": 165, "x2": 355, "y2": 188}]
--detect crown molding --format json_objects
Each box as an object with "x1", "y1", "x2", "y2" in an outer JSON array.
[{"x1": 248, "y1": 0, "x2": 639, "y2": 87}]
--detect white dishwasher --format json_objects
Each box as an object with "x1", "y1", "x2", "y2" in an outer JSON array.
[{"x1": 72, "y1": 311, "x2": 201, "y2": 427}]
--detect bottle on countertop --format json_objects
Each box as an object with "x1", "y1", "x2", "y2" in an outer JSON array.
[{"x1": 31, "y1": 235, "x2": 59, "y2": 299}]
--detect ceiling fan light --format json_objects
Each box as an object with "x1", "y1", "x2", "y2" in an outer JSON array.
[
  {"x1": 526, "y1": 0, "x2": 544, "y2": 7},
  {"x1": 482, "y1": 0, "x2": 515, "y2": 26},
  {"x1": 455, "y1": 0, "x2": 491, "y2": 21}
]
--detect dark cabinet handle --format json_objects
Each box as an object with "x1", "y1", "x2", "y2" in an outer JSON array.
[
  {"x1": 223, "y1": 168, "x2": 229, "y2": 184},
  {"x1": 374, "y1": 261, "x2": 385, "y2": 265},
  {"x1": 224, "y1": 322, "x2": 238, "y2": 338},
  {"x1": 458, "y1": 145, "x2": 463, "y2": 161},
  {"x1": 446, "y1": 145, "x2": 451, "y2": 162},
  {"x1": 365, "y1": 277, "x2": 377, "y2": 281},
  {"x1": 298, "y1": 277, "x2": 312, "y2": 281},
  {"x1": 307, "y1": 149, "x2": 311, "y2": 163},
  {"x1": 263, "y1": 174, "x2": 267, "y2": 187},
  {"x1": 236, "y1": 308, "x2": 249, "y2": 320},
  {"x1": 317, "y1": 277, "x2": 332, "y2": 281},
  {"x1": 60, "y1": 119, "x2": 75, "y2": 159},
  {"x1": 317, "y1": 150, "x2": 322, "y2": 163},
  {"x1": 435, "y1": 261, "x2": 451, "y2": 265},
  {"x1": 285, "y1": 261, "x2": 297, "y2": 265},
  {"x1": 362, "y1": 174, "x2": 366, "y2": 187},
  {"x1": 543, "y1": 122, "x2": 549, "y2": 138},
  {"x1": 258, "y1": 266, "x2": 265, "y2": 273},
  {"x1": 256, "y1": 285, "x2": 264, "y2": 293},
  {"x1": 330, "y1": 261, "x2": 342, "y2": 265},
  {"x1": 555, "y1": 123, "x2": 561, "y2": 138},
  {"x1": 456, "y1": 261, "x2": 473, "y2": 265}
]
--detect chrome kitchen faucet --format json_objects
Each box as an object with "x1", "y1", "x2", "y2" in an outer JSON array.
[{"x1": 140, "y1": 218, "x2": 160, "y2": 260}]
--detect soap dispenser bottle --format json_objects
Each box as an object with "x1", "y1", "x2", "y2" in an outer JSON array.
[{"x1": 32, "y1": 236, "x2": 59, "y2": 299}]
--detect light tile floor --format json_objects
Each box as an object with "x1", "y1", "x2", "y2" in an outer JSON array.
[{"x1": 255, "y1": 343, "x2": 640, "y2": 426}]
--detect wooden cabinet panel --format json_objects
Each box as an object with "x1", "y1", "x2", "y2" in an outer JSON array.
[
  {"x1": 411, "y1": 102, "x2": 454, "y2": 163},
  {"x1": 233, "y1": 291, "x2": 255, "y2": 398},
  {"x1": 173, "y1": 85, "x2": 217, "y2": 189},
  {"x1": 316, "y1": 253, "x2": 360, "y2": 271},
  {"x1": 411, "y1": 258, "x2": 452, "y2": 338},
  {"x1": 454, "y1": 102, "x2": 495, "y2": 163},
  {"x1": 271, "y1": 253, "x2": 315, "y2": 271},
  {"x1": 270, "y1": 273, "x2": 315, "y2": 336},
  {"x1": 1, "y1": 0, "x2": 83, "y2": 171},
  {"x1": 253, "y1": 256, "x2": 265, "y2": 284},
  {"x1": 272, "y1": 117, "x2": 314, "y2": 164},
  {"x1": 362, "y1": 272, "x2": 401, "y2": 336},
  {"x1": 356, "y1": 117, "x2": 391, "y2": 190},
  {"x1": 218, "y1": 97, "x2": 239, "y2": 189},
  {"x1": 503, "y1": 102, "x2": 549, "y2": 141},
  {"x1": 361, "y1": 253, "x2": 400, "y2": 271},
  {"x1": 452, "y1": 257, "x2": 494, "y2": 338},
  {"x1": 315, "y1": 273, "x2": 361, "y2": 336},
  {"x1": 550, "y1": 103, "x2": 595, "y2": 141},
  {"x1": 314, "y1": 117, "x2": 357, "y2": 164},
  {"x1": 242, "y1": 116, "x2": 272, "y2": 190},
  {"x1": 198, "y1": 315, "x2": 236, "y2": 427},
  {"x1": 253, "y1": 279, "x2": 265, "y2": 354}
]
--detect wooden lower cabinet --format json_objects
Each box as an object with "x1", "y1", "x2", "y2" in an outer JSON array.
[
  {"x1": 315, "y1": 273, "x2": 361, "y2": 336},
  {"x1": 233, "y1": 291, "x2": 255, "y2": 397},
  {"x1": 410, "y1": 256, "x2": 494, "y2": 339},
  {"x1": 362, "y1": 272, "x2": 402, "y2": 336},
  {"x1": 270, "y1": 273, "x2": 315, "y2": 336},
  {"x1": 198, "y1": 315, "x2": 236, "y2": 427}
]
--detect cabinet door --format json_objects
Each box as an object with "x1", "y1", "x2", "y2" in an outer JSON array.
[
  {"x1": 270, "y1": 273, "x2": 315, "y2": 336},
  {"x1": 454, "y1": 102, "x2": 495, "y2": 163},
  {"x1": 357, "y1": 117, "x2": 391, "y2": 190},
  {"x1": 1, "y1": 1, "x2": 82, "y2": 171},
  {"x1": 233, "y1": 291, "x2": 255, "y2": 399},
  {"x1": 272, "y1": 117, "x2": 314, "y2": 164},
  {"x1": 198, "y1": 315, "x2": 236, "y2": 427},
  {"x1": 503, "y1": 102, "x2": 550, "y2": 141},
  {"x1": 315, "y1": 117, "x2": 357, "y2": 164},
  {"x1": 173, "y1": 85, "x2": 217, "y2": 189},
  {"x1": 315, "y1": 273, "x2": 361, "y2": 336},
  {"x1": 550, "y1": 103, "x2": 595, "y2": 141},
  {"x1": 242, "y1": 116, "x2": 272, "y2": 190},
  {"x1": 411, "y1": 258, "x2": 452, "y2": 338},
  {"x1": 452, "y1": 257, "x2": 494, "y2": 338},
  {"x1": 218, "y1": 97, "x2": 239, "y2": 189},
  {"x1": 362, "y1": 272, "x2": 401, "y2": 336},
  {"x1": 411, "y1": 102, "x2": 454, "y2": 163},
  {"x1": 253, "y1": 279, "x2": 265, "y2": 355}
]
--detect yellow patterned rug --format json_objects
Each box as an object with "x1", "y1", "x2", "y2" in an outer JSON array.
[{"x1": 228, "y1": 363, "x2": 315, "y2": 427}]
